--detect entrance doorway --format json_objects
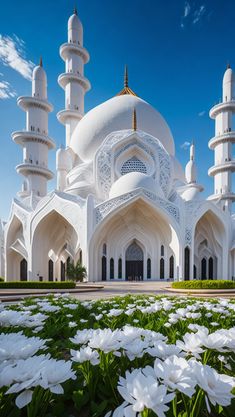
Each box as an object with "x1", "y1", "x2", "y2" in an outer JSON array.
[
  {"x1": 20, "y1": 259, "x2": 27, "y2": 281},
  {"x1": 125, "y1": 241, "x2": 143, "y2": 281}
]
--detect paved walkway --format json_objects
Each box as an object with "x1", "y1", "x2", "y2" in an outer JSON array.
[{"x1": 71, "y1": 281, "x2": 173, "y2": 300}]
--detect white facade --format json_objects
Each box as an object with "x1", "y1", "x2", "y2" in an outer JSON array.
[{"x1": 1, "y1": 10, "x2": 235, "y2": 282}]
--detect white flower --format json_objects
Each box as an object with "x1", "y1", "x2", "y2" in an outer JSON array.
[
  {"x1": 107, "y1": 309, "x2": 124, "y2": 317},
  {"x1": 1, "y1": 354, "x2": 76, "y2": 408},
  {"x1": 152, "y1": 355, "x2": 196, "y2": 397},
  {"x1": 123, "y1": 339, "x2": 149, "y2": 361},
  {"x1": 117, "y1": 369, "x2": 175, "y2": 417},
  {"x1": 0, "y1": 332, "x2": 47, "y2": 361},
  {"x1": 70, "y1": 328, "x2": 93, "y2": 345},
  {"x1": 71, "y1": 347, "x2": 100, "y2": 365},
  {"x1": 89, "y1": 329, "x2": 122, "y2": 353},
  {"x1": 176, "y1": 332, "x2": 204, "y2": 358},
  {"x1": 0, "y1": 310, "x2": 47, "y2": 328},
  {"x1": 145, "y1": 341, "x2": 183, "y2": 360},
  {"x1": 190, "y1": 360, "x2": 235, "y2": 410},
  {"x1": 80, "y1": 319, "x2": 88, "y2": 323},
  {"x1": 69, "y1": 321, "x2": 77, "y2": 328}
]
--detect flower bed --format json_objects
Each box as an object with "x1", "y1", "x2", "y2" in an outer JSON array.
[
  {"x1": 0, "y1": 294, "x2": 235, "y2": 416},
  {"x1": 0, "y1": 281, "x2": 76, "y2": 289},
  {"x1": 172, "y1": 279, "x2": 235, "y2": 289}
]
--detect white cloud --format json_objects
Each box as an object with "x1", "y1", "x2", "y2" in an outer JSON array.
[
  {"x1": 184, "y1": 1, "x2": 191, "y2": 18},
  {"x1": 0, "y1": 35, "x2": 34, "y2": 80},
  {"x1": 198, "y1": 110, "x2": 206, "y2": 117},
  {"x1": 0, "y1": 77, "x2": 16, "y2": 99},
  {"x1": 193, "y1": 5, "x2": 206, "y2": 24},
  {"x1": 181, "y1": 2, "x2": 206, "y2": 28},
  {"x1": 181, "y1": 141, "x2": 191, "y2": 150}
]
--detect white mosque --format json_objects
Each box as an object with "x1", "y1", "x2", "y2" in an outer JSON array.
[{"x1": 0, "y1": 9, "x2": 235, "y2": 283}]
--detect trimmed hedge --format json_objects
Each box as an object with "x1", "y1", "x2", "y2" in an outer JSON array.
[
  {"x1": 172, "y1": 280, "x2": 235, "y2": 290},
  {"x1": 0, "y1": 281, "x2": 76, "y2": 289},
  {"x1": 0, "y1": 277, "x2": 4, "y2": 282}
]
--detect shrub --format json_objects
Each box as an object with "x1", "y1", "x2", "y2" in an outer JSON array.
[
  {"x1": 0, "y1": 281, "x2": 76, "y2": 289},
  {"x1": 66, "y1": 261, "x2": 87, "y2": 282},
  {"x1": 172, "y1": 280, "x2": 235, "y2": 289},
  {"x1": 0, "y1": 277, "x2": 4, "y2": 282}
]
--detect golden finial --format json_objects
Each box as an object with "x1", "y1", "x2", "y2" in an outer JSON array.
[
  {"x1": 124, "y1": 65, "x2": 128, "y2": 88},
  {"x1": 74, "y1": 5, "x2": 78, "y2": 15},
  {"x1": 132, "y1": 108, "x2": 137, "y2": 131},
  {"x1": 117, "y1": 65, "x2": 138, "y2": 97},
  {"x1": 39, "y1": 56, "x2": 43, "y2": 67}
]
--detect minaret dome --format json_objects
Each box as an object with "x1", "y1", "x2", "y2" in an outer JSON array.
[
  {"x1": 32, "y1": 60, "x2": 47, "y2": 99},
  {"x1": 223, "y1": 65, "x2": 235, "y2": 102},
  {"x1": 68, "y1": 10, "x2": 83, "y2": 45}
]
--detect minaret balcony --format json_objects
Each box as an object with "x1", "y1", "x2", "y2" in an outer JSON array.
[
  {"x1": 208, "y1": 160, "x2": 235, "y2": 176},
  {"x1": 208, "y1": 131, "x2": 235, "y2": 149},
  {"x1": 17, "y1": 96, "x2": 53, "y2": 113},
  {"x1": 57, "y1": 109, "x2": 83, "y2": 125},
  {"x1": 16, "y1": 163, "x2": 54, "y2": 180},
  {"x1": 59, "y1": 43, "x2": 90, "y2": 64},
  {"x1": 209, "y1": 100, "x2": 235, "y2": 118},
  {"x1": 208, "y1": 192, "x2": 235, "y2": 202},
  {"x1": 12, "y1": 131, "x2": 56, "y2": 149},
  {"x1": 58, "y1": 72, "x2": 91, "y2": 91}
]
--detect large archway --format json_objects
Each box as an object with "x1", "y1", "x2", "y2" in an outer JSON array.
[
  {"x1": 89, "y1": 197, "x2": 181, "y2": 281},
  {"x1": 31, "y1": 211, "x2": 79, "y2": 281},
  {"x1": 6, "y1": 216, "x2": 28, "y2": 281},
  {"x1": 194, "y1": 210, "x2": 226, "y2": 280}
]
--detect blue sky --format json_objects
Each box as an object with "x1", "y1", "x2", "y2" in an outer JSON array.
[{"x1": 0, "y1": 0, "x2": 234, "y2": 220}]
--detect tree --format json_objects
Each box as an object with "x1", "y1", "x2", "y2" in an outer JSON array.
[{"x1": 66, "y1": 261, "x2": 87, "y2": 282}]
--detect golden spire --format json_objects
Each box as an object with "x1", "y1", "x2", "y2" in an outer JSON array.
[
  {"x1": 132, "y1": 108, "x2": 137, "y2": 131},
  {"x1": 124, "y1": 65, "x2": 128, "y2": 88},
  {"x1": 39, "y1": 56, "x2": 43, "y2": 67},
  {"x1": 117, "y1": 65, "x2": 138, "y2": 97}
]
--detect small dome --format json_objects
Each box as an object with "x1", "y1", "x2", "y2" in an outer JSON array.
[
  {"x1": 68, "y1": 12, "x2": 83, "y2": 44},
  {"x1": 32, "y1": 65, "x2": 46, "y2": 82},
  {"x1": 223, "y1": 67, "x2": 235, "y2": 85},
  {"x1": 70, "y1": 94, "x2": 175, "y2": 162},
  {"x1": 109, "y1": 172, "x2": 157, "y2": 199}
]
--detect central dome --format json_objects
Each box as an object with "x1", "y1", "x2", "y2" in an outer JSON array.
[{"x1": 70, "y1": 94, "x2": 175, "y2": 162}]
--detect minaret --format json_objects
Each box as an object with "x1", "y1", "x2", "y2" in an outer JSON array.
[
  {"x1": 12, "y1": 59, "x2": 55, "y2": 198},
  {"x1": 57, "y1": 8, "x2": 91, "y2": 147},
  {"x1": 182, "y1": 143, "x2": 203, "y2": 201},
  {"x1": 208, "y1": 64, "x2": 235, "y2": 211}
]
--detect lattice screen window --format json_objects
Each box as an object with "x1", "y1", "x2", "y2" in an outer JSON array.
[{"x1": 121, "y1": 156, "x2": 147, "y2": 175}]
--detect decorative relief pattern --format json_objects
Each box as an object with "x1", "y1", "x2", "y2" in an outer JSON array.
[
  {"x1": 96, "y1": 130, "x2": 172, "y2": 199},
  {"x1": 121, "y1": 156, "x2": 147, "y2": 175},
  {"x1": 95, "y1": 189, "x2": 180, "y2": 224},
  {"x1": 126, "y1": 242, "x2": 143, "y2": 261}
]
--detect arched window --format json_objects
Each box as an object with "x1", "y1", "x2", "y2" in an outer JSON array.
[
  {"x1": 61, "y1": 261, "x2": 65, "y2": 281},
  {"x1": 79, "y1": 250, "x2": 83, "y2": 265},
  {"x1": 147, "y1": 258, "x2": 151, "y2": 279},
  {"x1": 194, "y1": 264, "x2": 197, "y2": 280},
  {"x1": 110, "y1": 258, "x2": 114, "y2": 279},
  {"x1": 161, "y1": 245, "x2": 164, "y2": 257},
  {"x1": 118, "y1": 258, "x2": 122, "y2": 279},
  {"x1": 184, "y1": 247, "x2": 190, "y2": 280},
  {"x1": 169, "y1": 255, "x2": 174, "y2": 279},
  {"x1": 209, "y1": 257, "x2": 213, "y2": 280},
  {"x1": 102, "y1": 256, "x2": 107, "y2": 281},
  {"x1": 160, "y1": 258, "x2": 164, "y2": 279},
  {"x1": 103, "y1": 243, "x2": 107, "y2": 255},
  {"x1": 66, "y1": 257, "x2": 71, "y2": 279},
  {"x1": 20, "y1": 259, "x2": 27, "y2": 281},
  {"x1": 48, "y1": 259, "x2": 54, "y2": 282},
  {"x1": 201, "y1": 258, "x2": 207, "y2": 280}
]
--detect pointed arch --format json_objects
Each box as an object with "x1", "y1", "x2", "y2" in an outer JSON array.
[{"x1": 6, "y1": 215, "x2": 28, "y2": 281}]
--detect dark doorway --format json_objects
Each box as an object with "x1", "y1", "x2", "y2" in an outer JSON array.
[
  {"x1": 201, "y1": 258, "x2": 207, "y2": 280},
  {"x1": 125, "y1": 241, "x2": 144, "y2": 281},
  {"x1": 102, "y1": 256, "x2": 107, "y2": 281},
  {"x1": 169, "y1": 256, "x2": 174, "y2": 279},
  {"x1": 20, "y1": 259, "x2": 27, "y2": 281},
  {"x1": 48, "y1": 259, "x2": 54, "y2": 281},
  {"x1": 160, "y1": 258, "x2": 165, "y2": 279},
  {"x1": 194, "y1": 264, "x2": 197, "y2": 279},
  {"x1": 61, "y1": 261, "x2": 65, "y2": 281},
  {"x1": 209, "y1": 257, "x2": 213, "y2": 280},
  {"x1": 184, "y1": 247, "x2": 190, "y2": 280}
]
